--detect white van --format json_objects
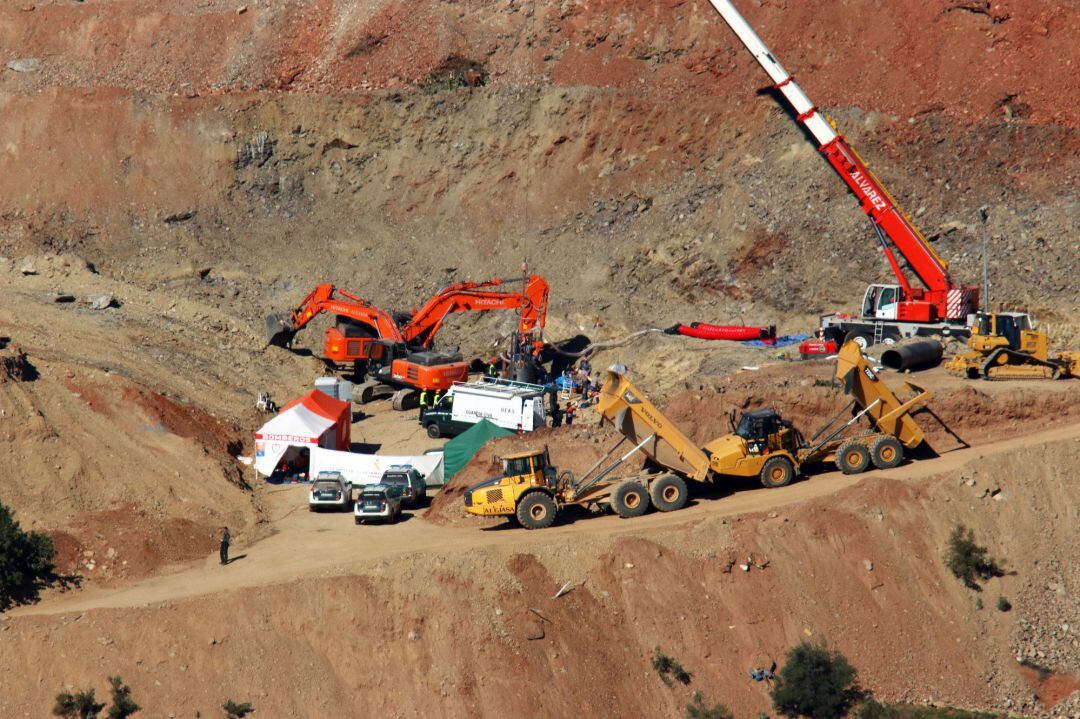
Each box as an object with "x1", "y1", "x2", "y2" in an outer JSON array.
[{"x1": 439, "y1": 378, "x2": 550, "y2": 433}]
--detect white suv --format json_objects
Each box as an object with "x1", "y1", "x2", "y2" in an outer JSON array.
[{"x1": 308, "y1": 471, "x2": 352, "y2": 512}]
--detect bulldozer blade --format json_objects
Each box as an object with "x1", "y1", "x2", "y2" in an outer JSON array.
[{"x1": 265, "y1": 313, "x2": 297, "y2": 347}]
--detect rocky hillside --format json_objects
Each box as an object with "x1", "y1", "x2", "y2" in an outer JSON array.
[{"x1": 1, "y1": 0, "x2": 1077, "y2": 353}]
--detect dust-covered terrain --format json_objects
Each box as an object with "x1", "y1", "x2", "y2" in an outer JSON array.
[{"x1": 1, "y1": 0, "x2": 1078, "y2": 716}]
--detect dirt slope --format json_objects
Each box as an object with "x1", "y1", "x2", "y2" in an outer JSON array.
[{"x1": 2, "y1": 423, "x2": 1076, "y2": 718}]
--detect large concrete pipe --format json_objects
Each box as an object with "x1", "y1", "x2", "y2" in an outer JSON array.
[{"x1": 880, "y1": 339, "x2": 944, "y2": 372}]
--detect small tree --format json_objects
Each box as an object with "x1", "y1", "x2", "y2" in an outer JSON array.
[
  {"x1": 105, "y1": 676, "x2": 139, "y2": 718},
  {"x1": 652, "y1": 648, "x2": 692, "y2": 686},
  {"x1": 0, "y1": 499, "x2": 57, "y2": 608},
  {"x1": 770, "y1": 641, "x2": 865, "y2": 719},
  {"x1": 944, "y1": 525, "x2": 1003, "y2": 590},
  {"x1": 53, "y1": 688, "x2": 105, "y2": 719},
  {"x1": 686, "y1": 691, "x2": 734, "y2": 719},
  {"x1": 223, "y1": 700, "x2": 255, "y2": 718},
  {"x1": 996, "y1": 596, "x2": 1012, "y2": 612}
]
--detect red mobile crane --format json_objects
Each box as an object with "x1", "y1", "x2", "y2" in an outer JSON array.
[
  {"x1": 265, "y1": 275, "x2": 551, "y2": 409},
  {"x1": 707, "y1": 0, "x2": 979, "y2": 350}
]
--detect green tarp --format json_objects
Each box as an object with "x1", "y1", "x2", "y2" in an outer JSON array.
[{"x1": 442, "y1": 420, "x2": 515, "y2": 479}]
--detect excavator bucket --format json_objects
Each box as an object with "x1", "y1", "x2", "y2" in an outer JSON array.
[{"x1": 265, "y1": 313, "x2": 297, "y2": 347}]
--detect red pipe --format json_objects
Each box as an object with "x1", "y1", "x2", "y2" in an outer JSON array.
[{"x1": 665, "y1": 322, "x2": 776, "y2": 343}]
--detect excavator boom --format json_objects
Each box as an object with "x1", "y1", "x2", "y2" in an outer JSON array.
[
  {"x1": 401, "y1": 274, "x2": 550, "y2": 348},
  {"x1": 265, "y1": 283, "x2": 404, "y2": 349}
]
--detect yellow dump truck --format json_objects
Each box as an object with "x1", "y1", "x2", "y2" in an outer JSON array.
[{"x1": 463, "y1": 342, "x2": 930, "y2": 529}]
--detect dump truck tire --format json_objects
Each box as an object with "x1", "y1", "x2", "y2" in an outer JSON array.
[
  {"x1": 649, "y1": 474, "x2": 688, "y2": 512},
  {"x1": 837, "y1": 441, "x2": 871, "y2": 474},
  {"x1": 759, "y1": 456, "x2": 795, "y2": 488},
  {"x1": 870, "y1": 435, "x2": 903, "y2": 469},
  {"x1": 516, "y1": 492, "x2": 557, "y2": 530},
  {"x1": 426, "y1": 423, "x2": 441, "y2": 439},
  {"x1": 610, "y1": 480, "x2": 649, "y2": 518}
]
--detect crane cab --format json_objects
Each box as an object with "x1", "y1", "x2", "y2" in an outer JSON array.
[
  {"x1": 861, "y1": 284, "x2": 935, "y2": 323},
  {"x1": 862, "y1": 284, "x2": 901, "y2": 321}
]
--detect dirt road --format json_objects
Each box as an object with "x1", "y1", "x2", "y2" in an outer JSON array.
[{"x1": 16, "y1": 420, "x2": 1078, "y2": 617}]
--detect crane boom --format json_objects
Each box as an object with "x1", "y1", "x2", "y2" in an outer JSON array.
[{"x1": 707, "y1": 0, "x2": 978, "y2": 322}]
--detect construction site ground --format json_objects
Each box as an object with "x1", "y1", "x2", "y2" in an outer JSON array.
[{"x1": 2, "y1": 0, "x2": 1079, "y2": 716}]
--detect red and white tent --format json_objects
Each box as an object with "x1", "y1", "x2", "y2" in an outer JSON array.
[{"x1": 254, "y1": 390, "x2": 351, "y2": 476}]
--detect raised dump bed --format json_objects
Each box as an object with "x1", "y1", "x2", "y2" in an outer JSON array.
[{"x1": 463, "y1": 341, "x2": 931, "y2": 528}]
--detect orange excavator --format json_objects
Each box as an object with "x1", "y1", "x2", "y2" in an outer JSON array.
[{"x1": 266, "y1": 274, "x2": 551, "y2": 409}]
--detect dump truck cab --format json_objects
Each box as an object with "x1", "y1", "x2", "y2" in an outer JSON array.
[
  {"x1": 733, "y1": 409, "x2": 800, "y2": 454},
  {"x1": 464, "y1": 448, "x2": 559, "y2": 525}
]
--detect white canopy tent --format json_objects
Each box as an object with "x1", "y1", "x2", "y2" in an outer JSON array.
[{"x1": 254, "y1": 405, "x2": 339, "y2": 476}]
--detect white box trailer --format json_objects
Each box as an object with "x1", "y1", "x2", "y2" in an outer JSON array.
[{"x1": 448, "y1": 378, "x2": 548, "y2": 432}]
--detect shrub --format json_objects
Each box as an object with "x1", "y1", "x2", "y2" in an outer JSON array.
[
  {"x1": 53, "y1": 688, "x2": 105, "y2": 719},
  {"x1": 105, "y1": 676, "x2": 139, "y2": 719},
  {"x1": 0, "y1": 499, "x2": 57, "y2": 609},
  {"x1": 770, "y1": 641, "x2": 865, "y2": 719},
  {"x1": 944, "y1": 525, "x2": 1003, "y2": 590},
  {"x1": 996, "y1": 596, "x2": 1011, "y2": 612},
  {"x1": 652, "y1": 648, "x2": 692, "y2": 686},
  {"x1": 857, "y1": 699, "x2": 900, "y2": 719},
  {"x1": 685, "y1": 691, "x2": 734, "y2": 719},
  {"x1": 223, "y1": 700, "x2": 255, "y2": 718}
]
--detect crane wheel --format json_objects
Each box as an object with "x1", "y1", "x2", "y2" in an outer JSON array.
[
  {"x1": 759, "y1": 456, "x2": 796, "y2": 488},
  {"x1": 516, "y1": 492, "x2": 557, "y2": 530},
  {"x1": 610, "y1": 480, "x2": 649, "y2": 518},
  {"x1": 649, "y1": 474, "x2": 688, "y2": 512},
  {"x1": 426, "y1": 423, "x2": 442, "y2": 439},
  {"x1": 843, "y1": 331, "x2": 872, "y2": 350},
  {"x1": 870, "y1": 436, "x2": 904, "y2": 469},
  {"x1": 836, "y1": 441, "x2": 871, "y2": 474}
]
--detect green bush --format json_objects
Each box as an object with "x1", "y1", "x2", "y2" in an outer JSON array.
[
  {"x1": 944, "y1": 525, "x2": 1003, "y2": 590},
  {"x1": 857, "y1": 699, "x2": 900, "y2": 719},
  {"x1": 685, "y1": 691, "x2": 733, "y2": 719},
  {"x1": 53, "y1": 688, "x2": 105, "y2": 719},
  {"x1": 770, "y1": 641, "x2": 865, "y2": 719},
  {"x1": 223, "y1": 700, "x2": 255, "y2": 718},
  {"x1": 652, "y1": 648, "x2": 691, "y2": 686},
  {"x1": 0, "y1": 499, "x2": 57, "y2": 609},
  {"x1": 996, "y1": 596, "x2": 1011, "y2": 612},
  {"x1": 105, "y1": 676, "x2": 139, "y2": 719}
]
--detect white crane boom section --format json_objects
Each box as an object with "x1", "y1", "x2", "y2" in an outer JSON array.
[{"x1": 706, "y1": 0, "x2": 838, "y2": 147}]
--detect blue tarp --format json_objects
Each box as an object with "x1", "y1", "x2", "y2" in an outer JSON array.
[{"x1": 741, "y1": 333, "x2": 810, "y2": 349}]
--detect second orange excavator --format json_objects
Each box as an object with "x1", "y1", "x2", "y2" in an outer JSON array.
[{"x1": 266, "y1": 274, "x2": 550, "y2": 409}]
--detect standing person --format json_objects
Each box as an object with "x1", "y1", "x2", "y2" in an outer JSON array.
[
  {"x1": 565, "y1": 404, "x2": 576, "y2": 427},
  {"x1": 579, "y1": 357, "x2": 592, "y2": 377},
  {"x1": 581, "y1": 375, "x2": 592, "y2": 403},
  {"x1": 219, "y1": 526, "x2": 231, "y2": 566}
]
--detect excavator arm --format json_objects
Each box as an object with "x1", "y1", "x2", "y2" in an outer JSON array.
[
  {"x1": 706, "y1": 0, "x2": 978, "y2": 321},
  {"x1": 265, "y1": 283, "x2": 404, "y2": 348},
  {"x1": 401, "y1": 275, "x2": 550, "y2": 348}
]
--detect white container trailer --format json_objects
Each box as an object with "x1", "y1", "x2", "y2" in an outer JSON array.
[{"x1": 448, "y1": 378, "x2": 548, "y2": 432}]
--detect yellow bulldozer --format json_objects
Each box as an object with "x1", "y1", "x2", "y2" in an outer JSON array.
[
  {"x1": 945, "y1": 311, "x2": 1076, "y2": 380},
  {"x1": 463, "y1": 341, "x2": 931, "y2": 529}
]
